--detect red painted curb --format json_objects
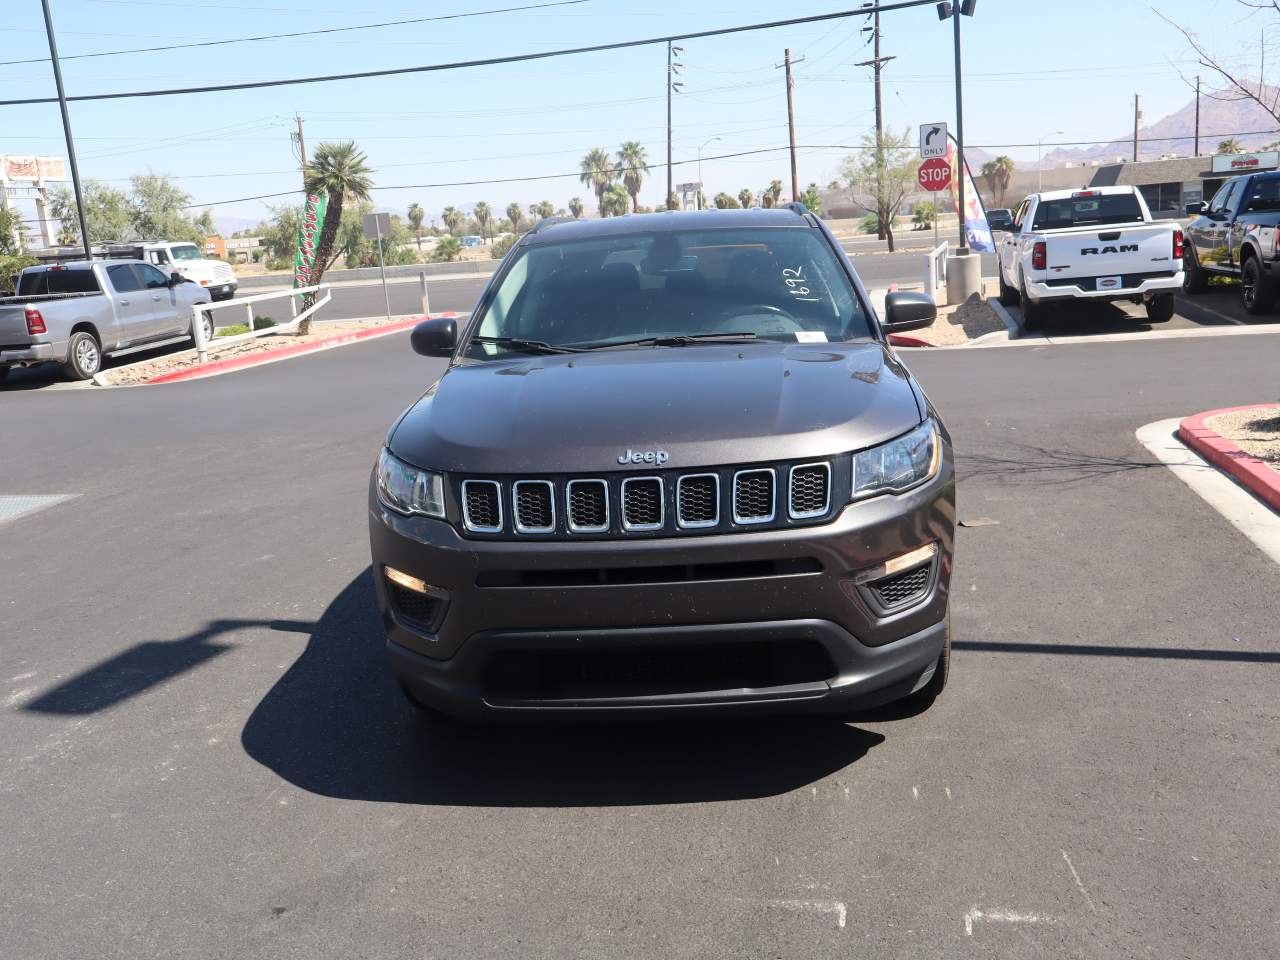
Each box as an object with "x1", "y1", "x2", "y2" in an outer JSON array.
[
  {"x1": 144, "y1": 313, "x2": 461, "y2": 385},
  {"x1": 1177, "y1": 404, "x2": 1280, "y2": 513},
  {"x1": 887, "y1": 333, "x2": 934, "y2": 348}
]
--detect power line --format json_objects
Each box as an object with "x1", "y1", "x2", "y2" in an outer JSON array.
[
  {"x1": 0, "y1": 0, "x2": 939, "y2": 107},
  {"x1": 0, "y1": 0, "x2": 591, "y2": 67}
]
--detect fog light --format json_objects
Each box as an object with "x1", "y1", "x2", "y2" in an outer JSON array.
[
  {"x1": 384, "y1": 565, "x2": 433, "y2": 594},
  {"x1": 854, "y1": 542, "x2": 938, "y2": 584}
]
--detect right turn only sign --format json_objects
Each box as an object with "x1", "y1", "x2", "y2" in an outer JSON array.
[{"x1": 919, "y1": 122, "x2": 948, "y2": 158}]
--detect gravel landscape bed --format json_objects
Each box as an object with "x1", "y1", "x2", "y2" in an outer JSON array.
[
  {"x1": 102, "y1": 316, "x2": 415, "y2": 385},
  {"x1": 1206, "y1": 404, "x2": 1280, "y2": 476},
  {"x1": 911, "y1": 297, "x2": 1005, "y2": 346}
]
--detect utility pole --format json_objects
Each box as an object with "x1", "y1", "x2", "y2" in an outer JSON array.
[
  {"x1": 951, "y1": 2, "x2": 967, "y2": 251},
  {"x1": 1133, "y1": 94, "x2": 1141, "y2": 162},
  {"x1": 784, "y1": 49, "x2": 801, "y2": 201},
  {"x1": 40, "y1": 0, "x2": 92, "y2": 261},
  {"x1": 293, "y1": 114, "x2": 308, "y2": 187},
  {"x1": 667, "y1": 43, "x2": 683, "y2": 209},
  {"x1": 857, "y1": 4, "x2": 895, "y2": 239},
  {"x1": 1194, "y1": 76, "x2": 1201, "y2": 157}
]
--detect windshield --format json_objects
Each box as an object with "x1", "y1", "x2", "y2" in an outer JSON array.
[
  {"x1": 1032, "y1": 193, "x2": 1144, "y2": 230},
  {"x1": 169, "y1": 244, "x2": 203, "y2": 261},
  {"x1": 465, "y1": 226, "x2": 871, "y2": 358}
]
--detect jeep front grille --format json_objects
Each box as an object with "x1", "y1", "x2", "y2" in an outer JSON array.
[
  {"x1": 788, "y1": 463, "x2": 830, "y2": 519},
  {"x1": 566, "y1": 479, "x2": 608, "y2": 533},
  {"x1": 513, "y1": 480, "x2": 554, "y2": 533},
  {"x1": 676, "y1": 474, "x2": 718, "y2": 528}
]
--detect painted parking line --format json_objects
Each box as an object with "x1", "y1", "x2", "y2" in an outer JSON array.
[
  {"x1": 0, "y1": 494, "x2": 79, "y2": 526},
  {"x1": 1136, "y1": 419, "x2": 1280, "y2": 566}
]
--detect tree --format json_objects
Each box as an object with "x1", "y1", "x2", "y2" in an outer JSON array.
[
  {"x1": 407, "y1": 202, "x2": 425, "y2": 249},
  {"x1": 0, "y1": 206, "x2": 26, "y2": 256},
  {"x1": 301, "y1": 140, "x2": 374, "y2": 330},
  {"x1": 713, "y1": 192, "x2": 741, "y2": 209},
  {"x1": 800, "y1": 182, "x2": 823, "y2": 215},
  {"x1": 473, "y1": 201, "x2": 492, "y2": 241},
  {"x1": 839, "y1": 128, "x2": 919, "y2": 252},
  {"x1": 432, "y1": 236, "x2": 462, "y2": 262},
  {"x1": 128, "y1": 174, "x2": 206, "y2": 243},
  {"x1": 760, "y1": 180, "x2": 783, "y2": 208},
  {"x1": 579, "y1": 147, "x2": 615, "y2": 218},
  {"x1": 601, "y1": 183, "x2": 630, "y2": 217},
  {"x1": 912, "y1": 201, "x2": 937, "y2": 230},
  {"x1": 1217, "y1": 138, "x2": 1244, "y2": 155},
  {"x1": 980, "y1": 156, "x2": 1015, "y2": 206},
  {"x1": 531, "y1": 200, "x2": 556, "y2": 220},
  {"x1": 1159, "y1": 4, "x2": 1280, "y2": 127},
  {"x1": 616, "y1": 141, "x2": 650, "y2": 213},
  {"x1": 49, "y1": 180, "x2": 133, "y2": 244},
  {"x1": 506, "y1": 202, "x2": 523, "y2": 233},
  {"x1": 738, "y1": 188, "x2": 754, "y2": 208},
  {"x1": 568, "y1": 197, "x2": 585, "y2": 219},
  {"x1": 441, "y1": 206, "x2": 464, "y2": 236}
]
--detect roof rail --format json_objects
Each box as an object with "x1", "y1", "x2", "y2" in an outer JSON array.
[
  {"x1": 528, "y1": 216, "x2": 574, "y2": 235},
  {"x1": 784, "y1": 201, "x2": 811, "y2": 218}
]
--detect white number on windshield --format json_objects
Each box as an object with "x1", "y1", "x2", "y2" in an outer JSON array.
[{"x1": 782, "y1": 266, "x2": 821, "y2": 302}]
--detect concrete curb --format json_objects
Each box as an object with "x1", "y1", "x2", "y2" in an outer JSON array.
[
  {"x1": 988, "y1": 298, "x2": 1022, "y2": 337},
  {"x1": 1177, "y1": 404, "x2": 1280, "y2": 513},
  {"x1": 143, "y1": 313, "x2": 460, "y2": 385}
]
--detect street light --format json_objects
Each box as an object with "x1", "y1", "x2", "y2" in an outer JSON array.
[
  {"x1": 1038, "y1": 130, "x2": 1063, "y2": 192},
  {"x1": 697, "y1": 136, "x2": 721, "y2": 210}
]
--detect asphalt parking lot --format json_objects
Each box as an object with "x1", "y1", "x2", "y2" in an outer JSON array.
[
  {"x1": 1001, "y1": 286, "x2": 1265, "y2": 339},
  {"x1": 2, "y1": 316, "x2": 1278, "y2": 958}
]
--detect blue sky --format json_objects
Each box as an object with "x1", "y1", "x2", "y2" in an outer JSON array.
[{"x1": 3, "y1": 0, "x2": 1273, "y2": 231}]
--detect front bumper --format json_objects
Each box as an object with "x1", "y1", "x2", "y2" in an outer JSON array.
[
  {"x1": 368, "y1": 464, "x2": 955, "y2": 717},
  {"x1": 207, "y1": 282, "x2": 238, "y2": 301},
  {"x1": 1026, "y1": 271, "x2": 1183, "y2": 303}
]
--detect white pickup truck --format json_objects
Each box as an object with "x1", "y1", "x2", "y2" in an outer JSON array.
[{"x1": 995, "y1": 186, "x2": 1185, "y2": 328}]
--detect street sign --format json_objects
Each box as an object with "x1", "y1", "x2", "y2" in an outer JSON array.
[
  {"x1": 919, "y1": 123, "x2": 948, "y2": 159},
  {"x1": 918, "y1": 157, "x2": 952, "y2": 192},
  {"x1": 362, "y1": 211, "x2": 391, "y2": 240}
]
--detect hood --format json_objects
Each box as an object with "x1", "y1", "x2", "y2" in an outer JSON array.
[{"x1": 389, "y1": 341, "x2": 924, "y2": 474}]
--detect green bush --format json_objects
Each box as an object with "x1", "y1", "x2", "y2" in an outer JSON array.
[
  {"x1": 490, "y1": 235, "x2": 517, "y2": 260},
  {"x1": 0, "y1": 254, "x2": 36, "y2": 294},
  {"x1": 859, "y1": 213, "x2": 897, "y2": 234},
  {"x1": 432, "y1": 236, "x2": 463, "y2": 263},
  {"x1": 214, "y1": 316, "x2": 275, "y2": 338},
  {"x1": 912, "y1": 202, "x2": 936, "y2": 230}
]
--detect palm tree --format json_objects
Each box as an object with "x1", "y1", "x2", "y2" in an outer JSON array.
[
  {"x1": 980, "y1": 156, "x2": 1015, "y2": 206},
  {"x1": 601, "y1": 183, "x2": 630, "y2": 217},
  {"x1": 301, "y1": 140, "x2": 373, "y2": 330},
  {"x1": 441, "y1": 206, "x2": 464, "y2": 236},
  {"x1": 568, "y1": 197, "x2": 585, "y2": 219},
  {"x1": 1217, "y1": 138, "x2": 1244, "y2": 155},
  {"x1": 506, "y1": 202, "x2": 523, "y2": 233},
  {"x1": 407, "y1": 202, "x2": 424, "y2": 250},
  {"x1": 760, "y1": 180, "x2": 783, "y2": 208},
  {"x1": 579, "y1": 147, "x2": 615, "y2": 218},
  {"x1": 533, "y1": 201, "x2": 556, "y2": 219},
  {"x1": 473, "y1": 201, "x2": 492, "y2": 241},
  {"x1": 738, "y1": 188, "x2": 754, "y2": 208},
  {"x1": 616, "y1": 141, "x2": 650, "y2": 213}
]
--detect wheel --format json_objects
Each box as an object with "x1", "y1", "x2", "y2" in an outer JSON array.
[
  {"x1": 0, "y1": 366, "x2": 10, "y2": 384},
  {"x1": 1019, "y1": 274, "x2": 1044, "y2": 331},
  {"x1": 997, "y1": 264, "x2": 1020, "y2": 306},
  {"x1": 1241, "y1": 256, "x2": 1276, "y2": 315},
  {"x1": 1145, "y1": 292, "x2": 1176, "y2": 323},
  {"x1": 1182, "y1": 246, "x2": 1209, "y2": 294},
  {"x1": 62, "y1": 330, "x2": 101, "y2": 380}
]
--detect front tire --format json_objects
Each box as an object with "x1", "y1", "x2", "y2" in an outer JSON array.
[
  {"x1": 998, "y1": 264, "x2": 1020, "y2": 306},
  {"x1": 62, "y1": 330, "x2": 101, "y2": 380},
  {"x1": 1146, "y1": 292, "x2": 1176, "y2": 323},
  {"x1": 1241, "y1": 256, "x2": 1275, "y2": 315}
]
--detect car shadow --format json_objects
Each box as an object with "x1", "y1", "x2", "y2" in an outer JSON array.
[{"x1": 241, "y1": 569, "x2": 884, "y2": 807}]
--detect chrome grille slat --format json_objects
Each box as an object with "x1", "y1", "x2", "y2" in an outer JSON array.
[
  {"x1": 676, "y1": 473, "x2": 719, "y2": 528},
  {"x1": 732, "y1": 468, "x2": 775, "y2": 524},
  {"x1": 566, "y1": 479, "x2": 609, "y2": 533},
  {"x1": 461, "y1": 480, "x2": 503, "y2": 533},
  {"x1": 788, "y1": 462, "x2": 831, "y2": 519},
  {"x1": 512, "y1": 480, "x2": 555, "y2": 533}
]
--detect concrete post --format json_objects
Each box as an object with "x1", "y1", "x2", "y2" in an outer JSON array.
[{"x1": 945, "y1": 250, "x2": 981, "y2": 305}]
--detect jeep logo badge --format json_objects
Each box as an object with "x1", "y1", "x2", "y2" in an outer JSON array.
[{"x1": 618, "y1": 449, "x2": 669, "y2": 466}]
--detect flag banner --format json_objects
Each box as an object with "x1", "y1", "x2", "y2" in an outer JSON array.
[
  {"x1": 945, "y1": 137, "x2": 995, "y2": 252},
  {"x1": 293, "y1": 190, "x2": 328, "y2": 290}
]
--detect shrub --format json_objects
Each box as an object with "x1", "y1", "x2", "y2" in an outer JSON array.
[
  {"x1": 490, "y1": 235, "x2": 517, "y2": 259},
  {"x1": 859, "y1": 213, "x2": 896, "y2": 234},
  {"x1": 432, "y1": 236, "x2": 463, "y2": 262},
  {"x1": 912, "y1": 202, "x2": 936, "y2": 230},
  {"x1": 0, "y1": 254, "x2": 36, "y2": 294}
]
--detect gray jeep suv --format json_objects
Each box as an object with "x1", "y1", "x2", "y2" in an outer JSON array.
[{"x1": 369, "y1": 206, "x2": 954, "y2": 719}]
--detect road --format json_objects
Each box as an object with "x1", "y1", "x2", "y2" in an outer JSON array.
[{"x1": 2, "y1": 321, "x2": 1278, "y2": 957}]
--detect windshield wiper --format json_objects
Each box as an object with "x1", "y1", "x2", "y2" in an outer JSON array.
[
  {"x1": 470, "y1": 335, "x2": 585, "y2": 355},
  {"x1": 578, "y1": 332, "x2": 759, "y2": 350}
]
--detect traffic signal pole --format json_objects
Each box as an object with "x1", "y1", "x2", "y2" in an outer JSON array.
[
  {"x1": 951, "y1": 2, "x2": 966, "y2": 252},
  {"x1": 40, "y1": 0, "x2": 92, "y2": 261}
]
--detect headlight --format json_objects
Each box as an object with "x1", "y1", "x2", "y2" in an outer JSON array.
[
  {"x1": 376, "y1": 448, "x2": 445, "y2": 518},
  {"x1": 852, "y1": 420, "x2": 940, "y2": 500}
]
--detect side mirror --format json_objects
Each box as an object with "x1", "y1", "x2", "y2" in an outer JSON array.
[
  {"x1": 1185, "y1": 201, "x2": 1207, "y2": 217},
  {"x1": 882, "y1": 291, "x2": 936, "y2": 333},
  {"x1": 168, "y1": 271, "x2": 184, "y2": 286},
  {"x1": 410, "y1": 317, "x2": 457, "y2": 357}
]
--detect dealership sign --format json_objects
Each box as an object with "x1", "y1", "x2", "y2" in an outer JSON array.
[
  {"x1": 1211, "y1": 151, "x2": 1279, "y2": 173},
  {"x1": 0, "y1": 155, "x2": 68, "y2": 182},
  {"x1": 293, "y1": 190, "x2": 329, "y2": 290}
]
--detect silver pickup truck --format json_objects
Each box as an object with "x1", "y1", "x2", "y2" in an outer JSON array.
[{"x1": 0, "y1": 260, "x2": 212, "y2": 382}]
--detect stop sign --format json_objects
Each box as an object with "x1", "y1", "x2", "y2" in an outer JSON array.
[{"x1": 917, "y1": 157, "x2": 952, "y2": 192}]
